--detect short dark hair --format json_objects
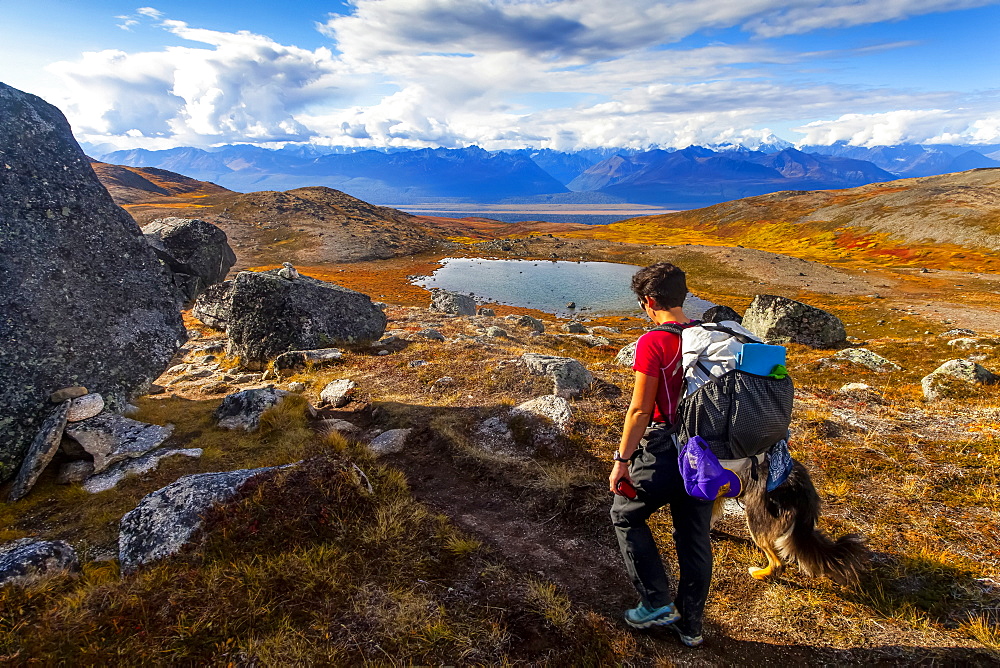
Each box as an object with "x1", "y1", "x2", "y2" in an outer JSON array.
[{"x1": 631, "y1": 262, "x2": 687, "y2": 309}]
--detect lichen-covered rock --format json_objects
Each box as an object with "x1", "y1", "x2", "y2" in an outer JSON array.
[
  {"x1": 702, "y1": 305, "x2": 743, "y2": 324},
  {"x1": 274, "y1": 348, "x2": 344, "y2": 373},
  {"x1": 742, "y1": 294, "x2": 846, "y2": 348},
  {"x1": 0, "y1": 83, "x2": 185, "y2": 482},
  {"x1": 940, "y1": 328, "x2": 976, "y2": 338},
  {"x1": 521, "y1": 353, "x2": 593, "y2": 398},
  {"x1": 320, "y1": 379, "x2": 357, "y2": 407},
  {"x1": 7, "y1": 401, "x2": 71, "y2": 501},
  {"x1": 215, "y1": 387, "x2": 291, "y2": 431},
  {"x1": 429, "y1": 289, "x2": 476, "y2": 316},
  {"x1": 616, "y1": 341, "x2": 638, "y2": 368},
  {"x1": 317, "y1": 418, "x2": 360, "y2": 435},
  {"x1": 562, "y1": 322, "x2": 588, "y2": 334},
  {"x1": 0, "y1": 538, "x2": 78, "y2": 586},
  {"x1": 832, "y1": 348, "x2": 902, "y2": 373},
  {"x1": 224, "y1": 270, "x2": 386, "y2": 369},
  {"x1": 368, "y1": 429, "x2": 411, "y2": 455},
  {"x1": 921, "y1": 359, "x2": 999, "y2": 401},
  {"x1": 485, "y1": 327, "x2": 508, "y2": 338},
  {"x1": 947, "y1": 337, "x2": 978, "y2": 350},
  {"x1": 415, "y1": 329, "x2": 446, "y2": 342},
  {"x1": 574, "y1": 335, "x2": 611, "y2": 347},
  {"x1": 478, "y1": 308, "x2": 496, "y2": 317},
  {"x1": 118, "y1": 465, "x2": 285, "y2": 572},
  {"x1": 192, "y1": 280, "x2": 233, "y2": 330},
  {"x1": 50, "y1": 386, "x2": 87, "y2": 403},
  {"x1": 83, "y1": 448, "x2": 202, "y2": 494},
  {"x1": 474, "y1": 416, "x2": 517, "y2": 456},
  {"x1": 142, "y1": 217, "x2": 236, "y2": 302},
  {"x1": 66, "y1": 393, "x2": 105, "y2": 422},
  {"x1": 64, "y1": 413, "x2": 175, "y2": 473}
]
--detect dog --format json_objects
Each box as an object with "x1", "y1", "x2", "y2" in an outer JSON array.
[{"x1": 713, "y1": 457, "x2": 868, "y2": 585}]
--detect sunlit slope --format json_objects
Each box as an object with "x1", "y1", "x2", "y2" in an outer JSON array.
[{"x1": 564, "y1": 169, "x2": 1000, "y2": 272}]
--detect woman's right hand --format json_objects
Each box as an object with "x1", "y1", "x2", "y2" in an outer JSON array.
[{"x1": 609, "y1": 460, "x2": 633, "y2": 495}]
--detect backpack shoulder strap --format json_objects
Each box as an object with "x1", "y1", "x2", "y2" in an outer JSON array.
[
  {"x1": 650, "y1": 320, "x2": 701, "y2": 336},
  {"x1": 696, "y1": 321, "x2": 761, "y2": 344}
]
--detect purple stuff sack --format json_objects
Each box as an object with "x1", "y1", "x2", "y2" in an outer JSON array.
[{"x1": 678, "y1": 435, "x2": 742, "y2": 500}]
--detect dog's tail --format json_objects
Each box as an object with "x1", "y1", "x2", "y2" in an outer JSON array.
[{"x1": 771, "y1": 462, "x2": 869, "y2": 585}]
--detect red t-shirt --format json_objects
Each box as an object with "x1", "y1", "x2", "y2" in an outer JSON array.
[{"x1": 632, "y1": 328, "x2": 684, "y2": 425}]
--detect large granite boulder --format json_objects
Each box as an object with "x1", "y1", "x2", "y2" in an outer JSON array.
[
  {"x1": 429, "y1": 289, "x2": 476, "y2": 316},
  {"x1": 223, "y1": 270, "x2": 386, "y2": 369},
  {"x1": 118, "y1": 465, "x2": 287, "y2": 572},
  {"x1": 0, "y1": 538, "x2": 79, "y2": 586},
  {"x1": 741, "y1": 295, "x2": 846, "y2": 348},
  {"x1": 0, "y1": 82, "x2": 185, "y2": 482},
  {"x1": 922, "y1": 359, "x2": 999, "y2": 401},
  {"x1": 142, "y1": 217, "x2": 236, "y2": 302},
  {"x1": 192, "y1": 281, "x2": 233, "y2": 330}
]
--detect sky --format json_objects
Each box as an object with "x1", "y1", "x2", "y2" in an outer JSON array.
[{"x1": 2, "y1": 0, "x2": 999, "y2": 152}]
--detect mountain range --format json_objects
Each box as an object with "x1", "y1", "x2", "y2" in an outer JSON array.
[{"x1": 92, "y1": 140, "x2": 1000, "y2": 210}]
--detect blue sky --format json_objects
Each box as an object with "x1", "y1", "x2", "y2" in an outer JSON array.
[{"x1": 2, "y1": 0, "x2": 998, "y2": 151}]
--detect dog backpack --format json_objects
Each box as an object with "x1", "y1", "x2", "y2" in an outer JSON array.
[{"x1": 655, "y1": 321, "x2": 794, "y2": 460}]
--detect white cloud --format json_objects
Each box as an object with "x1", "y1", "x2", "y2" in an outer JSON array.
[
  {"x1": 794, "y1": 109, "x2": 1000, "y2": 146},
  {"x1": 47, "y1": 21, "x2": 357, "y2": 147}
]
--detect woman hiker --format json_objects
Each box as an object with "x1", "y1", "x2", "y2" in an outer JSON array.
[{"x1": 609, "y1": 262, "x2": 713, "y2": 647}]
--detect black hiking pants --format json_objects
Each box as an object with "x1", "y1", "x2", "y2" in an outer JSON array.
[{"x1": 610, "y1": 427, "x2": 714, "y2": 636}]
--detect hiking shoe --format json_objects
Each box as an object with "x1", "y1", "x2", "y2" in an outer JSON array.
[
  {"x1": 624, "y1": 602, "x2": 679, "y2": 629},
  {"x1": 671, "y1": 624, "x2": 704, "y2": 648}
]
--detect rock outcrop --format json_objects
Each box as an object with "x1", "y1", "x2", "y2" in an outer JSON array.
[
  {"x1": 142, "y1": 217, "x2": 236, "y2": 301},
  {"x1": 0, "y1": 539, "x2": 79, "y2": 586},
  {"x1": 218, "y1": 270, "x2": 386, "y2": 369},
  {"x1": 118, "y1": 465, "x2": 287, "y2": 572},
  {"x1": 742, "y1": 295, "x2": 846, "y2": 348},
  {"x1": 0, "y1": 83, "x2": 185, "y2": 482},
  {"x1": 192, "y1": 281, "x2": 233, "y2": 330}
]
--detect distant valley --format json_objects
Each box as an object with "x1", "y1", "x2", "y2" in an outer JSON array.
[{"x1": 92, "y1": 141, "x2": 1000, "y2": 210}]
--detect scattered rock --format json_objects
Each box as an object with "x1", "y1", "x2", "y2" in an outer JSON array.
[
  {"x1": 702, "y1": 305, "x2": 743, "y2": 324},
  {"x1": 0, "y1": 82, "x2": 185, "y2": 483},
  {"x1": 7, "y1": 401, "x2": 71, "y2": 501},
  {"x1": 83, "y1": 448, "x2": 203, "y2": 494},
  {"x1": 485, "y1": 327, "x2": 508, "y2": 338},
  {"x1": 566, "y1": 302, "x2": 576, "y2": 309},
  {"x1": 320, "y1": 379, "x2": 357, "y2": 407},
  {"x1": 368, "y1": 429, "x2": 411, "y2": 455},
  {"x1": 64, "y1": 414, "x2": 175, "y2": 473},
  {"x1": 832, "y1": 348, "x2": 902, "y2": 373},
  {"x1": 0, "y1": 539, "x2": 78, "y2": 587},
  {"x1": 922, "y1": 360, "x2": 999, "y2": 401},
  {"x1": 478, "y1": 308, "x2": 496, "y2": 317},
  {"x1": 590, "y1": 326, "x2": 620, "y2": 335},
  {"x1": 615, "y1": 341, "x2": 638, "y2": 368},
  {"x1": 192, "y1": 281, "x2": 233, "y2": 330},
  {"x1": 430, "y1": 289, "x2": 476, "y2": 316},
  {"x1": 215, "y1": 387, "x2": 292, "y2": 431},
  {"x1": 941, "y1": 328, "x2": 976, "y2": 338},
  {"x1": 287, "y1": 382, "x2": 306, "y2": 393},
  {"x1": 408, "y1": 360, "x2": 427, "y2": 367},
  {"x1": 837, "y1": 383, "x2": 884, "y2": 403},
  {"x1": 430, "y1": 377, "x2": 455, "y2": 392},
  {"x1": 415, "y1": 329, "x2": 446, "y2": 342},
  {"x1": 66, "y1": 393, "x2": 105, "y2": 422},
  {"x1": 277, "y1": 262, "x2": 299, "y2": 280},
  {"x1": 222, "y1": 270, "x2": 387, "y2": 369},
  {"x1": 561, "y1": 322, "x2": 588, "y2": 334},
  {"x1": 118, "y1": 465, "x2": 288, "y2": 572},
  {"x1": 274, "y1": 348, "x2": 344, "y2": 373},
  {"x1": 142, "y1": 217, "x2": 236, "y2": 302},
  {"x1": 520, "y1": 353, "x2": 593, "y2": 398},
  {"x1": 948, "y1": 338, "x2": 978, "y2": 350},
  {"x1": 317, "y1": 419, "x2": 360, "y2": 435},
  {"x1": 510, "y1": 315, "x2": 545, "y2": 333},
  {"x1": 49, "y1": 386, "x2": 87, "y2": 403},
  {"x1": 373, "y1": 301, "x2": 387, "y2": 310},
  {"x1": 56, "y1": 460, "x2": 95, "y2": 484},
  {"x1": 511, "y1": 395, "x2": 573, "y2": 450},
  {"x1": 474, "y1": 417, "x2": 517, "y2": 456},
  {"x1": 742, "y1": 294, "x2": 846, "y2": 348},
  {"x1": 574, "y1": 335, "x2": 611, "y2": 347}
]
